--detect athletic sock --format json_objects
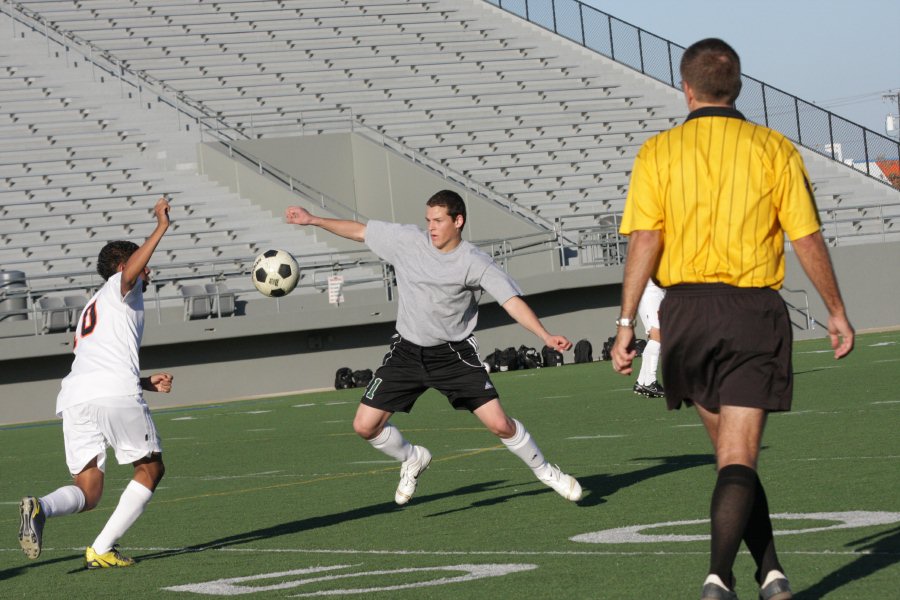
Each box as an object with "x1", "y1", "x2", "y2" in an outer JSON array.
[
  {"x1": 39, "y1": 485, "x2": 86, "y2": 518},
  {"x1": 91, "y1": 480, "x2": 153, "y2": 554},
  {"x1": 368, "y1": 422, "x2": 414, "y2": 463},
  {"x1": 637, "y1": 339, "x2": 660, "y2": 385},
  {"x1": 709, "y1": 463, "x2": 757, "y2": 586},
  {"x1": 743, "y1": 474, "x2": 785, "y2": 583},
  {"x1": 703, "y1": 574, "x2": 731, "y2": 590},
  {"x1": 761, "y1": 570, "x2": 787, "y2": 588},
  {"x1": 500, "y1": 418, "x2": 549, "y2": 475}
]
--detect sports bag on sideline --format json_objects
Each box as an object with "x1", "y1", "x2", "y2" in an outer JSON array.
[
  {"x1": 633, "y1": 338, "x2": 648, "y2": 357},
  {"x1": 483, "y1": 348, "x2": 501, "y2": 373},
  {"x1": 334, "y1": 367, "x2": 354, "y2": 389},
  {"x1": 600, "y1": 336, "x2": 616, "y2": 361},
  {"x1": 541, "y1": 345, "x2": 564, "y2": 367},
  {"x1": 498, "y1": 346, "x2": 520, "y2": 371},
  {"x1": 573, "y1": 339, "x2": 593, "y2": 363},
  {"x1": 351, "y1": 369, "x2": 374, "y2": 388},
  {"x1": 518, "y1": 345, "x2": 542, "y2": 369}
]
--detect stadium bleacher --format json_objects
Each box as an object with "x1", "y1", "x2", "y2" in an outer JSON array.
[
  {"x1": 3, "y1": 0, "x2": 676, "y2": 232},
  {"x1": 0, "y1": 37, "x2": 363, "y2": 313},
  {"x1": 1, "y1": 0, "x2": 897, "y2": 265}
]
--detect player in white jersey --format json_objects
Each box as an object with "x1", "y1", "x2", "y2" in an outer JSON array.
[
  {"x1": 634, "y1": 279, "x2": 666, "y2": 398},
  {"x1": 18, "y1": 198, "x2": 172, "y2": 569},
  {"x1": 286, "y1": 190, "x2": 582, "y2": 505}
]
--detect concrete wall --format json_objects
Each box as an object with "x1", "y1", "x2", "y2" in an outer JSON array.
[
  {"x1": 0, "y1": 282, "x2": 623, "y2": 425},
  {"x1": 199, "y1": 133, "x2": 542, "y2": 245},
  {"x1": 242, "y1": 135, "x2": 358, "y2": 205},
  {"x1": 783, "y1": 240, "x2": 900, "y2": 332}
]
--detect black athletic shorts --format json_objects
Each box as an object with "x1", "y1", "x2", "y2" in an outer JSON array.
[
  {"x1": 360, "y1": 333, "x2": 499, "y2": 413},
  {"x1": 660, "y1": 283, "x2": 793, "y2": 412}
]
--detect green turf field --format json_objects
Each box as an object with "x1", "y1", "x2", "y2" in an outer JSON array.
[{"x1": 3, "y1": 331, "x2": 899, "y2": 599}]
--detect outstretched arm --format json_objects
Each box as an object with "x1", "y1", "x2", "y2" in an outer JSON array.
[
  {"x1": 285, "y1": 206, "x2": 366, "y2": 242},
  {"x1": 790, "y1": 230, "x2": 854, "y2": 359},
  {"x1": 611, "y1": 229, "x2": 662, "y2": 375},
  {"x1": 502, "y1": 295, "x2": 572, "y2": 351},
  {"x1": 121, "y1": 197, "x2": 170, "y2": 296}
]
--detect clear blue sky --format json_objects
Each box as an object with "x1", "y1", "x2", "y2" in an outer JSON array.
[{"x1": 584, "y1": 0, "x2": 900, "y2": 136}]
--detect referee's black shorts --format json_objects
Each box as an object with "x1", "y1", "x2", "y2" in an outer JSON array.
[
  {"x1": 660, "y1": 283, "x2": 793, "y2": 412},
  {"x1": 360, "y1": 333, "x2": 499, "y2": 414}
]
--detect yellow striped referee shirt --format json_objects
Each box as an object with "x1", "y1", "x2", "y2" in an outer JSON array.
[{"x1": 620, "y1": 107, "x2": 822, "y2": 289}]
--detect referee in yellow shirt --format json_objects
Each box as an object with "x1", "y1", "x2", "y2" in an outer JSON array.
[{"x1": 611, "y1": 39, "x2": 854, "y2": 600}]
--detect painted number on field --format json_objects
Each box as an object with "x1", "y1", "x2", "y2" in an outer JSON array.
[
  {"x1": 570, "y1": 511, "x2": 900, "y2": 544},
  {"x1": 162, "y1": 563, "x2": 537, "y2": 596}
]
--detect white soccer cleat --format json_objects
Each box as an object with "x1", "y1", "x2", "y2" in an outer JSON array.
[
  {"x1": 538, "y1": 464, "x2": 582, "y2": 502},
  {"x1": 395, "y1": 445, "x2": 432, "y2": 505}
]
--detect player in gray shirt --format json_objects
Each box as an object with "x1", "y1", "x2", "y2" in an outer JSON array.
[{"x1": 286, "y1": 190, "x2": 582, "y2": 504}]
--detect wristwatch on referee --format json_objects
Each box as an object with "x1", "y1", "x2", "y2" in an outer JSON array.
[{"x1": 615, "y1": 316, "x2": 636, "y2": 328}]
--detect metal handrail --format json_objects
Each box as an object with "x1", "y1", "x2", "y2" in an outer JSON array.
[
  {"x1": 781, "y1": 287, "x2": 822, "y2": 330},
  {"x1": 487, "y1": 0, "x2": 900, "y2": 189}
]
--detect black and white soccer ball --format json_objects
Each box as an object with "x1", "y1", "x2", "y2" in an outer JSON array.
[{"x1": 252, "y1": 249, "x2": 300, "y2": 297}]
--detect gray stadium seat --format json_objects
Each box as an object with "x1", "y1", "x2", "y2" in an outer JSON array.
[
  {"x1": 38, "y1": 295, "x2": 70, "y2": 333},
  {"x1": 205, "y1": 282, "x2": 236, "y2": 317},
  {"x1": 63, "y1": 294, "x2": 88, "y2": 329},
  {"x1": 180, "y1": 284, "x2": 212, "y2": 320}
]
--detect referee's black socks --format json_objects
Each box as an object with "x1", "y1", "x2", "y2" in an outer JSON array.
[
  {"x1": 709, "y1": 463, "x2": 757, "y2": 587},
  {"x1": 744, "y1": 473, "x2": 784, "y2": 584}
]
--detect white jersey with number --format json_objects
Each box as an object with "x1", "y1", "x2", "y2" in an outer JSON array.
[{"x1": 56, "y1": 272, "x2": 144, "y2": 415}]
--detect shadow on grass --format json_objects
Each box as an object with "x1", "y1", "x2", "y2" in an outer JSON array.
[
  {"x1": 0, "y1": 553, "x2": 84, "y2": 581},
  {"x1": 576, "y1": 453, "x2": 715, "y2": 507},
  {"x1": 424, "y1": 481, "x2": 560, "y2": 517},
  {"x1": 135, "y1": 479, "x2": 507, "y2": 562},
  {"x1": 426, "y1": 453, "x2": 716, "y2": 517},
  {"x1": 794, "y1": 524, "x2": 900, "y2": 599},
  {"x1": 793, "y1": 367, "x2": 839, "y2": 376}
]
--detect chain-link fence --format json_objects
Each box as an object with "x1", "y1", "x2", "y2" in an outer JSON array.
[{"x1": 488, "y1": 0, "x2": 900, "y2": 190}]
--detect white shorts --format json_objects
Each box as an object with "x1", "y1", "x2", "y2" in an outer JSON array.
[
  {"x1": 62, "y1": 395, "x2": 162, "y2": 476},
  {"x1": 637, "y1": 280, "x2": 666, "y2": 335}
]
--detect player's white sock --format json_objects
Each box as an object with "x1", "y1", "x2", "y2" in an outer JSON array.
[
  {"x1": 368, "y1": 422, "x2": 414, "y2": 462},
  {"x1": 501, "y1": 419, "x2": 549, "y2": 474},
  {"x1": 703, "y1": 573, "x2": 731, "y2": 590},
  {"x1": 91, "y1": 480, "x2": 153, "y2": 554},
  {"x1": 39, "y1": 485, "x2": 86, "y2": 518},
  {"x1": 637, "y1": 339, "x2": 661, "y2": 385},
  {"x1": 761, "y1": 569, "x2": 787, "y2": 588}
]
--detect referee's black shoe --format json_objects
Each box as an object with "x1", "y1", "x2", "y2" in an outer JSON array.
[{"x1": 633, "y1": 381, "x2": 665, "y2": 398}]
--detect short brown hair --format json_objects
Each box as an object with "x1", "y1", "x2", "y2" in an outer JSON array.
[
  {"x1": 426, "y1": 190, "x2": 467, "y2": 231},
  {"x1": 680, "y1": 38, "x2": 742, "y2": 105},
  {"x1": 97, "y1": 240, "x2": 139, "y2": 280}
]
